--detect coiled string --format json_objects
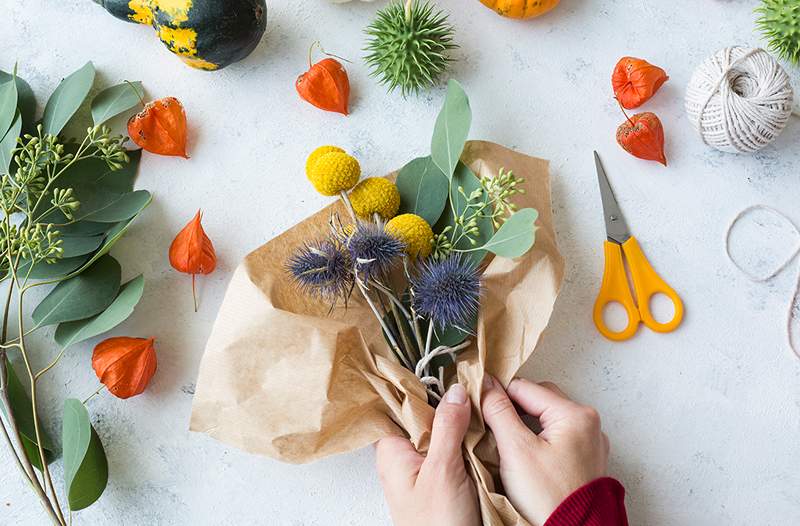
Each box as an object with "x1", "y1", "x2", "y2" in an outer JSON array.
[{"x1": 725, "y1": 205, "x2": 800, "y2": 360}]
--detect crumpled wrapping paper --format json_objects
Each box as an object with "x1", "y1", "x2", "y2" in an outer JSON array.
[{"x1": 190, "y1": 141, "x2": 565, "y2": 526}]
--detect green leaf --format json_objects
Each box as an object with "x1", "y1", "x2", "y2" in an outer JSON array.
[
  {"x1": 57, "y1": 221, "x2": 111, "y2": 238},
  {"x1": 0, "y1": 77, "x2": 18, "y2": 139},
  {"x1": 69, "y1": 210, "x2": 148, "y2": 276},
  {"x1": 82, "y1": 190, "x2": 151, "y2": 223},
  {"x1": 55, "y1": 275, "x2": 145, "y2": 349},
  {"x1": 38, "y1": 148, "x2": 140, "y2": 223},
  {"x1": 480, "y1": 208, "x2": 538, "y2": 258},
  {"x1": 435, "y1": 162, "x2": 493, "y2": 266},
  {"x1": 32, "y1": 255, "x2": 121, "y2": 327},
  {"x1": 19, "y1": 256, "x2": 90, "y2": 280},
  {"x1": 91, "y1": 81, "x2": 143, "y2": 126},
  {"x1": 0, "y1": 111, "x2": 21, "y2": 174},
  {"x1": 431, "y1": 80, "x2": 471, "y2": 180},
  {"x1": 396, "y1": 156, "x2": 449, "y2": 225},
  {"x1": 59, "y1": 236, "x2": 104, "y2": 258},
  {"x1": 62, "y1": 399, "x2": 108, "y2": 511},
  {"x1": 0, "y1": 70, "x2": 36, "y2": 132},
  {"x1": 2, "y1": 359, "x2": 57, "y2": 470},
  {"x1": 42, "y1": 62, "x2": 96, "y2": 136}
]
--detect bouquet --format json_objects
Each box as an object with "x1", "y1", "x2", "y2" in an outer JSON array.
[
  {"x1": 289, "y1": 80, "x2": 538, "y2": 403},
  {"x1": 192, "y1": 80, "x2": 565, "y2": 525}
]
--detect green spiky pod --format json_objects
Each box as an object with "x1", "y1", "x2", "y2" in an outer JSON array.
[
  {"x1": 364, "y1": 0, "x2": 457, "y2": 96},
  {"x1": 756, "y1": 0, "x2": 800, "y2": 65}
]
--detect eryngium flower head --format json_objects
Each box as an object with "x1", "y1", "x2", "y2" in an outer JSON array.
[
  {"x1": 287, "y1": 241, "x2": 352, "y2": 302},
  {"x1": 411, "y1": 255, "x2": 480, "y2": 330},
  {"x1": 347, "y1": 222, "x2": 404, "y2": 279}
]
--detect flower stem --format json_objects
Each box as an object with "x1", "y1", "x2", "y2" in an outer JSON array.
[
  {"x1": 354, "y1": 276, "x2": 412, "y2": 370},
  {"x1": 192, "y1": 274, "x2": 198, "y2": 313},
  {"x1": 339, "y1": 191, "x2": 358, "y2": 223},
  {"x1": 83, "y1": 385, "x2": 105, "y2": 405}
]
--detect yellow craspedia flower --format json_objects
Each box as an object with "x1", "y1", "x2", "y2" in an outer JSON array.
[
  {"x1": 349, "y1": 178, "x2": 401, "y2": 220},
  {"x1": 308, "y1": 152, "x2": 361, "y2": 196},
  {"x1": 386, "y1": 214, "x2": 434, "y2": 258},
  {"x1": 305, "y1": 145, "x2": 344, "y2": 178}
]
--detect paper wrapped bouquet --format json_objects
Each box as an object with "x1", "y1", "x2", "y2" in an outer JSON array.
[{"x1": 191, "y1": 81, "x2": 564, "y2": 526}]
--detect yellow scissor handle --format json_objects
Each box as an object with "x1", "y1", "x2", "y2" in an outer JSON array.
[
  {"x1": 593, "y1": 241, "x2": 641, "y2": 341},
  {"x1": 622, "y1": 237, "x2": 684, "y2": 334}
]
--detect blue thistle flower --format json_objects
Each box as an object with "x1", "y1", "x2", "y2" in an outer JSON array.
[
  {"x1": 287, "y1": 240, "x2": 353, "y2": 302},
  {"x1": 411, "y1": 255, "x2": 480, "y2": 330},
  {"x1": 346, "y1": 222, "x2": 404, "y2": 280}
]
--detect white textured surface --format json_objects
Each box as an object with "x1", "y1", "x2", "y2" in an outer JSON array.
[{"x1": 2, "y1": 1, "x2": 800, "y2": 525}]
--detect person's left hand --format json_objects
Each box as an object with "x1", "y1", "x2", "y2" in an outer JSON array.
[{"x1": 375, "y1": 384, "x2": 480, "y2": 526}]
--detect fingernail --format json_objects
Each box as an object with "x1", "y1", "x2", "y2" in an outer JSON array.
[
  {"x1": 446, "y1": 383, "x2": 467, "y2": 404},
  {"x1": 483, "y1": 375, "x2": 494, "y2": 390}
]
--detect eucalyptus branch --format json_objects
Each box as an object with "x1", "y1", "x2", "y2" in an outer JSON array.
[{"x1": 10, "y1": 263, "x2": 67, "y2": 525}]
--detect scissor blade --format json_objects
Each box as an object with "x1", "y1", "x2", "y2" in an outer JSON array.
[{"x1": 594, "y1": 151, "x2": 631, "y2": 245}]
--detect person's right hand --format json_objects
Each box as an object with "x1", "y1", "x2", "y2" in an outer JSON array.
[{"x1": 481, "y1": 376, "x2": 610, "y2": 526}]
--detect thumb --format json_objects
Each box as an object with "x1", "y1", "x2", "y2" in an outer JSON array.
[
  {"x1": 375, "y1": 435, "x2": 423, "y2": 493},
  {"x1": 424, "y1": 383, "x2": 472, "y2": 471},
  {"x1": 481, "y1": 375, "x2": 535, "y2": 455}
]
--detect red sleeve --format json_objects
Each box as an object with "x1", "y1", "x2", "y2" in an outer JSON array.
[{"x1": 543, "y1": 477, "x2": 628, "y2": 526}]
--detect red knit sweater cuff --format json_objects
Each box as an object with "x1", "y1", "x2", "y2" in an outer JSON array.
[{"x1": 543, "y1": 477, "x2": 628, "y2": 526}]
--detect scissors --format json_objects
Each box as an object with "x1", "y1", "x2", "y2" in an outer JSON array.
[{"x1": 592, "y1": 152, "x2": 684, "y2": 341}]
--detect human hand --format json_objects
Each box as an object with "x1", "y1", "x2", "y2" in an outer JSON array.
[
  {"x1": 375, "y1": 384, "x2": 480, "y2": 526},
  {"x1": 481, "y1": 376, "x2": 610, "y2": 526}
]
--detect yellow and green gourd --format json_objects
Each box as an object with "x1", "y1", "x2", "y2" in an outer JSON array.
[{"x1": 93, "y1": 0, "x2": 267, "y2": 71}]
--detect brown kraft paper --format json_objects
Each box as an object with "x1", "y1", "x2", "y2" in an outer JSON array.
[{"x1": 190, "y1": 141, "x2": 566, "y2": 526}]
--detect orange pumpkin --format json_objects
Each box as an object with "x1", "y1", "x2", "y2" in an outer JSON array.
[{"x1": 479, "y1": 0, "x2": 560, "y2": 19}]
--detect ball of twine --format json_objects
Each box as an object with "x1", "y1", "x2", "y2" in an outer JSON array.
[{"x1": 685, "y1": 46, "x2": 794, "y2": 153}]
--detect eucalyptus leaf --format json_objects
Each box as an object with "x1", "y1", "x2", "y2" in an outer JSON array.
[
  {"x1": 55, "y1": 275, "x2": 145, "y2": 349},
  {"x1": 0, "y1": 111, "x2": 21, "y2": 174},
  {"x1": 431, "y1": 79, "x2": 471, "y2": 180},
  {"x1": 42, "y1": 62, "x2": 96, "y2": 136},
  {"x1": 19, "y1": 256, "x2": 90, "y2": 280},
  {"x1": 91, "y1": 81, "x2": 143, "y2": 126},
  {"x1": 57, "y1": 221, "x2": 110, "y2": 238},
  {"x1": 480, "y1": 208, "x2": 538, "y2": 258},
  {"x1": 435, "y1": 162, "x2": 493, "y2": 266},
  {"x1": 396, "y1": 156, "x2": 449, "y2": 225},
  {"x1": 0, "y1": 70, "x2": 36, "y2": 132},
  {"x1": 0, "y1": 77, "x2": 18, "y2": 138},
  {"x1": 62, "y1": 399, "x2": 108, "y2": 511},
  {"x1": 38, "y1": 149, "x2": 140, "y2": 223},
  {"x1": 31, "y1": 255, "x2": 121, "y2": 327},
  {"x1": 82, "y1": 190, "x2": 151, "y2": 223},
  {"x1": 58, "y1": 236, "x2": 104, "y2": 258},
  {"x1": 2, "y1": 359, "x2": 57, "y2": 470},
  {"x1": 70, "y1": 211, "x2": 147, "y2": 276}
]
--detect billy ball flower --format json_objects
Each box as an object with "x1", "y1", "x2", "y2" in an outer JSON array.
[
  {"x1": 307, "y1": 151, "x2": 361, "y2": 196},
  {"x1": 349, "y1": 177, "x2": 401, "y2": 220},
  {"x1": 347, "y1": 222, "x2": 405, "y2": 279},
  {"x1": 305, "y1": 145, "x2": 344, "y2": 178},
  {"x1": 411, "y1": 255, "x2": 480, "y2": 330},
  {"x1": 287, "y1": 240, "x2": 353, "y2": 302},
  {"x1": 385, "y1": 214, "x2": 434, "y2": 258}
]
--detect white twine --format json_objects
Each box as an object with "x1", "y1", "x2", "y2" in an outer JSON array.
[
  {"x1": 686, "y1": 47, "x2": 795, "y2": 153},
  {"x1": 725, "y1": 205, "x2": 800, "y2": 360}
]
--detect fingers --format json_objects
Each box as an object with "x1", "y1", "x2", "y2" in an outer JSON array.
[
  {"x1": 481, "y1": 375, "x2": 534, "y2": 452},
  {"x1": 506, "y1": 378, "x2": 576, "y2": 421},
  {"x1": 425, "y1": 384, "x2": 472, "y2": 470},
  {"x1": 375, "y1": 435, "x2": 423, "y2": 492}
]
